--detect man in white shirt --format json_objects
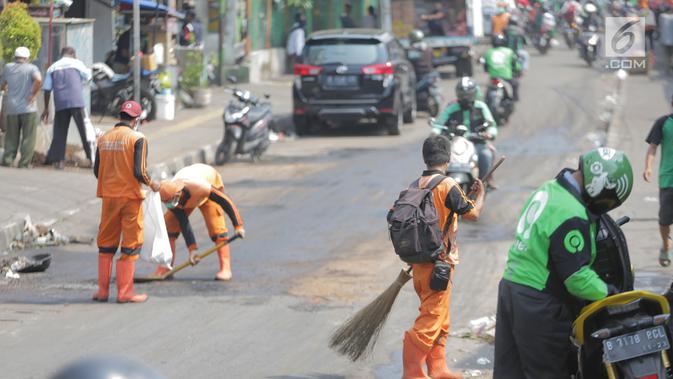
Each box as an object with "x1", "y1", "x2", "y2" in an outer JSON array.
[{"x1": 287, "y1": 13, "x2": 306, "y2": 73}]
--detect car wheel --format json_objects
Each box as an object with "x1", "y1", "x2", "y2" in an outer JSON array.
[
  {"x1": 403, "y1": 94, "x2": 417, "y2": 124},
  {"x1": 428, "y1": 95, "x2": 441, "y2": 117},
  {"x1": 293, "y1": 115, "x2": 310, "y2": 136},
  {"x1": 386, "y1": 108, "x2": 402, "y2": 136}
]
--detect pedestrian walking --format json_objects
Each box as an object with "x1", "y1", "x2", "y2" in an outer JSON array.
[
  {"x1": 156, "y1": 163, "x2": 245, "y2": 281},
  {"x1": 41, "y1": 46, "x2": 93, "y2": 169},
  {"x1": 362, "y1": 6, "x2": 379, "y2": 28},
  {"x1": 286, "y1": 13, "x2": 306, "y2": 72},
  {"x1": 1, "y1": 47, "x2": 42, "y2": 168},
  {"x1": 644, "y1": 95, "x2": 673, "y2": 266},
  {"x1": 401, "y1": 135, "x2": 485, "y2": 378},
  {"x1": 92, "y1": 101, "x2": 161, "y2": 304}
]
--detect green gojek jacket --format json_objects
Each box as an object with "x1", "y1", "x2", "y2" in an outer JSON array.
[
  {"x1": 503, "y1": 169, "x2": 608, "y2": 301},
  {"x1": 484, "y1": 46, "x2": 521, "y2": 81},
  {"x1": 436, "y1": 100, "x2": 498, "y2": 138}
]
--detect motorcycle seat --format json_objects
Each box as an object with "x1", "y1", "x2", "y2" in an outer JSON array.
[{"x1": 247, "y1": 103, "x2": 271, "y2": 123}]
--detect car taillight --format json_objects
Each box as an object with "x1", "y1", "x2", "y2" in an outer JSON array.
[
  {"x1": 638, "y1": 375, "x2": 659, "y2": 379},
  {"x1": 294, "y1": 64, "x2": 323, "y2": 76},
  {"x1": 362, "y1": 62, "x2": 394, "y2": 75},
  {"x1": 491, "y1": 78, "x2": 501, "y2": 85}
]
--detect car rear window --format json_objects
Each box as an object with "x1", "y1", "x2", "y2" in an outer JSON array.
[{"x1": 303, "y1": 38, "x2": 386, "y2": 66}]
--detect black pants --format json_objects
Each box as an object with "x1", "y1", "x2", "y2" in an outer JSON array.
[
  {"x1": 46, "y1": 107, "x2": 91, "y2": 164},
  {"x1": 494, "y1": 279, "x2": 574, "y2": 379}
]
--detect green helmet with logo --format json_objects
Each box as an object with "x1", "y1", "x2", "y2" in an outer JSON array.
[{"x1": 579, "y1": 147, "x2": 633, "y2": 214}]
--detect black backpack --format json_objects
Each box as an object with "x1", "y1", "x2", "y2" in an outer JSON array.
[{"x1": 387, "y1": 175, "x2": 451, "y2": 264}]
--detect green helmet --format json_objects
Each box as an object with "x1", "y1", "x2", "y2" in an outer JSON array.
[{"x1": 579, "y1": 148, "x2": 633, "y2": 214}]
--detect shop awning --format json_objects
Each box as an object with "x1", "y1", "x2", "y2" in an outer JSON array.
[{"x1": 117, "y1": 0, "x2": 185, "y2": 19}]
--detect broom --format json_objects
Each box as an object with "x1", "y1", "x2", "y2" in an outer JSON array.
[{"x1": 328, "y1": 156, "x2": 506, "y2": 361}]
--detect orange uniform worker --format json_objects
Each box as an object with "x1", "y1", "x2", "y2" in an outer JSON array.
[
  {"x1": 92, "y1": 101, "x2": 160, "y2": 303},
  {"x1": 491, "y1": 8, "x2": 511, "y2": 35},
  {"x1": 156, "y1": 164, "x2": 245, "y2": 281},
  {"x1": 403, "y1": 135, "x2": 485, "y2": 379}
]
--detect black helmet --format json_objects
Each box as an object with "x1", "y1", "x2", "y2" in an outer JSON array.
[
  {"x1": 455, "y1": 76, "x2": 478, "y2": 106},
  {"x1": 409, "y1": 29, "x2": 425, "y2": 43},
  {"x1": 492, "y1": 33, "x2": 507, "y2": 47},
  {"x1": 579, "y1": 148, "x2": 634, "y2": 214},
  {"x1": 51, "y1": 356, "x2": 166, "y2": 379}
]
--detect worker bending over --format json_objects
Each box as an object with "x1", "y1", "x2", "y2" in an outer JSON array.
[{"x1": 157, "y1": 163, "x2": 245, "y2": 281}]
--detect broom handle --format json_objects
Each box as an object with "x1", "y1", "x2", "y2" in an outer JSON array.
[
  {"x1": 160, "y1": 235, "x2": 241, "y2": 279},
  {"x1": 467, "y1": 156, "x2": 506, "y2": 197}
]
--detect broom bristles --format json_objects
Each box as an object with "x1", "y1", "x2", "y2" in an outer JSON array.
[{"x1": 329, "y1": 269, "x2": 412, "y2": 361}]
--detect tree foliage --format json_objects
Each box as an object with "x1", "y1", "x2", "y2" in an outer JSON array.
[
  {"x1": 0, "y1": 3, "x2": 41, "y2": 62},
  {"x1": 280, "y1": 0, "x2": 313, "y2": 9}
]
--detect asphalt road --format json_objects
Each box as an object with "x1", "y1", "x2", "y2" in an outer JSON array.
[{"x1": 1, "y1": 45, "x2": 671, "y2": 379}]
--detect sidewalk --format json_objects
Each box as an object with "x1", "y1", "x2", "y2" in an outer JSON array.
[{"x1": 0, "y1": 77, "x2": 294, "y2": 251}]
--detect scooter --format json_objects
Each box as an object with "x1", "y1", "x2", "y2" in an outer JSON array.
[
  {"x1": 415, "y1": 71, "x2": 443, "y2": 117},
  {"x1": 578, "y1": 25, "x2": 600, "y2": 67},
  {"x1": 572, "y1": 215, "x2": 673, "y2": 379},
  {"x1": 485, "y1": 77, "x2": 515, "y2": 126},
  {"x1": 429, "y1": 120, "x2": 480, "y2": 194},
  {"x1": 215, "y1": 77, "x2": 274, "y2": 165},
  {"x1": 91, "y1": 62, "x2": 159, "y2": 120},
  {"x1": 562, "y1": 19, "x2": 580, "y2": 49},
  {"x1": 534, "y1": 12, "x2": 556, "y2": 54}
]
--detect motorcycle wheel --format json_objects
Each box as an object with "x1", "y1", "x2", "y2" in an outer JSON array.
[
  {"x1": 215, "y1": 138, "x2": 235, "y2": 165},
  {"x1": 427, "y1": 95, "x2": 440, "y2": 117},
  {"x1": 140, "y1": 90, "x2": 157, "y2": 121}
]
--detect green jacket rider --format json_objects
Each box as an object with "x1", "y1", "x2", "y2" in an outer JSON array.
[
  {"x1": 436, "y1": 77, "x2": 497, "y2": 181},
  {"x1": 484, "y1": 34, "x2": 521, "y2": 100},
  {"x1": 493, "y1": 148, "x2": 634, "y2": 379}
]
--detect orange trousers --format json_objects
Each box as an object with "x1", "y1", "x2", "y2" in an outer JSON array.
[
  {"x1": 165, "y1": 199, "x2": 228, "y2": 247},
  {"x1": 408, "y1": 262, "x2": 455, "y2": 352},
  {"x1": 97, "y1": 197, "x2": 144, "y2": 257}
]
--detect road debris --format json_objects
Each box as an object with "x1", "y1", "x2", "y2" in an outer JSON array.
[
  {"x1": 9, "y1": 215, "x2": 93, "y2": 250},
  {"x1": 464, "y1": 369, "x2": 483, "y2": 377},
  {"x1": 476, "y1": 357, "x2": 491, "y2": 365},
  {"x1": 1, "y1": 254, "x2": 52, "y2": 279}
]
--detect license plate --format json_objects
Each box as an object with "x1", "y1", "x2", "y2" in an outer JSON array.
[
  {"x1": 325, "y1": 75, "x2": 358, "y2": 88},
  {"x1": 603, "y1": 326, "x2": 670, "y2": 363}
]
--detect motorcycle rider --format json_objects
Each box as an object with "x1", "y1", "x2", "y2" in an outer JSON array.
[
  {"x1": 580, "y1": 2, "x2": 601, "y2": 31},
  {"x1": 505, "y1": 14, "x2": 529, "y2": 71},
  {"x1": 483, "y1": 34, "x2": 521, "y2": 101},
  {"x1": 494, "y1": 148, "x2": 634, "y2": 379},
  {"x1": 436, "y1": 77, "x2": 498, "y2": 183},
  {"x1": 407, "y1": 29, "x2": 436, "y2": 82}
]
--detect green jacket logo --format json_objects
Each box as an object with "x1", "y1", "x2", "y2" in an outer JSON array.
[
  {"x1": 516, "y1": 191, "x2": 548, "y2": 240},
  {"x1": 564, "y1": 230, "x2": 585, "y2": 253}
]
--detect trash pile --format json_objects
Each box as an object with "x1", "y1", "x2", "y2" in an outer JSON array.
[
  {"x1": 451, "y1": 315, "x2": 497, "y2": 344},
  {"x1": 9, "y1": 215, "x2": 92, "y2": 250},
  {"x1": 1, "y1": 254, "x2": 53, "y2": 280}
]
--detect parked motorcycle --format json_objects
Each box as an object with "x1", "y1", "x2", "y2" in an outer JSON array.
[
  {"x1": 429, "y1": 120, "x2": 482, "y2": 193},
  {"x1": 91, "y1": 63, "x2": 159, "y2": 120},
  {"x1": 215, "y1": 77, "x2": 274, "y2": 165},
  {"x1": 415, "y1": 71, "x2": 443, "y2": 117},
  {"x1": 578, "y1": 25, "x2": 600, "y2": 67},
  {"x1": 534, "y1": 12, "x2": 556, "y2": 54},
  {"x1": 485, "y1": 77, "x2": 515, "y2": 126},
  {"x1": 572, "y1": 215, "x2": 673, "y2": 379}
]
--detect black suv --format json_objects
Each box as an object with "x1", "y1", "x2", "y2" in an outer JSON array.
[{"x1": 292, "y1": 29, "x2": 417, "y2": 136}]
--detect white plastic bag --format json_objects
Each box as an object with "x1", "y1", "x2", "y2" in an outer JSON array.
[{"x1": 141, "y1": 191, "x2": 173, "y2": 268}]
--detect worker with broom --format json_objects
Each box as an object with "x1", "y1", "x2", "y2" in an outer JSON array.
[
  {"x1": 403, "y1": 135, "x2": 485, "y2": 379},
  {"x1": 93, "y1": 100, "x2": 161, "y2": 303},
  {"x1": 156, "y1": 163, "x2": 245, "y2": 281}
]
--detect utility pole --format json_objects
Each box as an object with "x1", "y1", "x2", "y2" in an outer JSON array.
[
  {"x1": 380, "y1": 0, "x2": 392, "y2": 33},
  {"x1": 133, "y1": 0, "x2": 140, "y2": 102},
  {"x1": 218, "y1": 0, "x2": 225, "y2": 85}
]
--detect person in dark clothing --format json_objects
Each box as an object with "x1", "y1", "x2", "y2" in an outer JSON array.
[
  {"x1": 407, "y1": 29, "x2": 435, "y2": 77},
  {"x1": 340, "y1": 2, "x2": 356, "y2": 28},
  {"x1": 421, "y1": 2, "x2": 446, "y2": 36},
  {"x1": 41, "y1": 47, "x2": 93, "y2": 169},
  {"x1": 112, "y1": 28, "x2": 131, "y2": 73},
  {"x1": 180, "y1": 11, "x2": 203, "y2": 46}
]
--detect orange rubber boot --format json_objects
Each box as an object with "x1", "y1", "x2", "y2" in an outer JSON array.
[
  {"x1": 215, "y1": 244, "x2": 232, "y2": 281},
  {"x1": 403, "y1": 331, "x2": 431, "y2": 379},
  {"x1": 116, "y1": 258, "x2": 148, "y2": 303},
  {"x1": 427, "y1": 344, "x2": 462, "y2": 379},
  {"x1": 92, "y1": 253, "x2": 114, "y2": 302}
]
